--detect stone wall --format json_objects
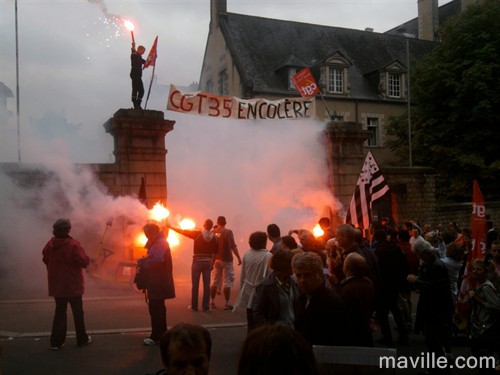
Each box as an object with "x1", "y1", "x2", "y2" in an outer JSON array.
[
  {"x1": 383, "y1": 167, "x2": 500, "y2": 229},
  {"x1": 383, "y1": 166, "x2": 437, "y2": 225}
]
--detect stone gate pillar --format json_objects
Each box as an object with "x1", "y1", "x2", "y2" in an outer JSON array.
[
  {"x1": 323, "y1": 120, "x2": 370, "y2": 220},
  {"x1": 99, "y1": 109, "x2": 175, "y2": 207}
]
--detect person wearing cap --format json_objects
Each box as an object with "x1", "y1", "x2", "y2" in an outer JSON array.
[
  {"x1": 130, "y1": 43, "x2": 146, "y2": 109},
  {"x1": 42, "y1": 218, "x2": 92, "y2": 350}
]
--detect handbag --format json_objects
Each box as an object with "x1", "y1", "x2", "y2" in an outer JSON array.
[{"x1": 134, "y1": 265, "x2": 148, "y2": 290}]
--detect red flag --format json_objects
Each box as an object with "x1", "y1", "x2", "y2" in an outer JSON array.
[
  {"x1": 143, "y1": 36, "x2": 158, "y2": 69},
  {"x1": 291, "y1": 67, "x2": 320, "y2": 97},
  {"x1": 457, "y1": 181, "x2": 486, "y2": 309},
  {"x1": 345, "y1": 151, "x2": 389, "y2": 229},
  {"x1": 138, "y1": 177, "x2": 148, "y2": 208},
  {"x1": 470, "y1": 180, "x2": 487, "y2": 258}
]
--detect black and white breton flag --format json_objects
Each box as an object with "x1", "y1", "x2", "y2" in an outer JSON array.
[{"x1": 346, "y1": 151, "x2": 389, "y2": 229}]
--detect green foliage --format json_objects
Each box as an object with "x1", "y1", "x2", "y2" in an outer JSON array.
[{"x1": 386, "y1": 0, "x2": 500, "y2": 201}]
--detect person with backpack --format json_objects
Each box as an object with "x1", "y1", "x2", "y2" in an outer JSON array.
[
  {"x1": 168, "y1": 219, "x2": 218, "y2": 313},
  {"x1": 139, "y1": 223, "x2": 175, "y2": 346}
]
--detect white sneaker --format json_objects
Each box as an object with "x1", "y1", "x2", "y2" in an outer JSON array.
[
  {"x1": 143, "y1": 338, "x2": 158, "y2": 346},
  {"x1": 78, "y1": 336, "x2": 92, "y2": 347},
  {"x1": 49, "y1": 343, "x2": 65, "y2": 351}
]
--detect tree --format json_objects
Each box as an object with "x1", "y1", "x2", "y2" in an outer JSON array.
[{"x1": 386, "y1": 0, "x2": 500, "y2": 201}]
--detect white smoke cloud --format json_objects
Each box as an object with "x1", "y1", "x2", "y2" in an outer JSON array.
[{"x1": 164, "y1": 113, "x2": 342, "y2": 246}]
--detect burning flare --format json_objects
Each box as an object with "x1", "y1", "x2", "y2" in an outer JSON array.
[
  {"x1": 149, "y1": 202, "x2": 170, "y2": 222},
  {"x1": 312, "y1": 224, "x2": 324, "y2": 238},
  {"x1": 123, "y1": 19, "x2": 135, "y2": 31},
  {"x1": 179, "y1": 218, "x2": 196, "y2": 230}
]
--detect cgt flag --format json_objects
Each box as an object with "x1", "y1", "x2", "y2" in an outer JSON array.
[
  {"x1": 457, "y1": 180, "x2": 486, "y2": 305},
  {"x1": 292, "y1": 67, "x2": 320, "y2": 98},
  {"x1": 470, "y1": 180, "x2": 487, "y2": 259},
  {"x1": 143, "y1": 36, "x2": 158, "y2": 69},
  {"x1": 346, "y1": 151, "x2": 389, "y2": 230}
]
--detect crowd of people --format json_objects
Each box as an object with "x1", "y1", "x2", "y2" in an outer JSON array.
[{"x1": 42, "y1": 215, "x2": 500, "y2": 374}]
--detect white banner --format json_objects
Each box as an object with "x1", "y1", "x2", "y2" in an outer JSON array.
[{"x1": 167, "y1": 84, "x2": 315, "y2": 120}]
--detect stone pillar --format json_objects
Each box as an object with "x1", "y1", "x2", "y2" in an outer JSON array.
[
  {"x1": 100, "y1": 109, "x2": 175, "y2": 207},
  {"x1": 323, "y1": 120, "x2": 370, "y2": 217}
]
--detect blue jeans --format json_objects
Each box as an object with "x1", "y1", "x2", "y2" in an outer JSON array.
[{"x1": 191, "y1": 259, "x2": 212, "y2": 311}]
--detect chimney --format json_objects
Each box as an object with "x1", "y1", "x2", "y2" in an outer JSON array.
[
  {"x1": 418, "y1": 0, "x2": 439, "y2": 41},
  {"x1": 210, "y1": 0, "x2": 227, "y2": 31}
]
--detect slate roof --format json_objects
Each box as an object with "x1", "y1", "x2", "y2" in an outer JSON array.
[
  {"x1": 218, "y1": 13, "x2": 437, "y2": 100},
  {"x1": 385, "y1": 0, "x2": 462, "y2": 38}
]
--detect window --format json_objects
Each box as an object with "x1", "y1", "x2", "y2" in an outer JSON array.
[
  {"x1": 218, "y1": 69, "x2": 227, "y2": 95},
  {"x1": 367, "y1": 117, "x2": 379, "y2": 146},
  {"x1": 388, "y1": 73, "x2": 401, "y2": 98},
  {"x1": 328, "y1": 67, "x2": 343, "y2": 93},
  {"x1": 288, "y1": 68, "x2": 297, "y2": 90}
]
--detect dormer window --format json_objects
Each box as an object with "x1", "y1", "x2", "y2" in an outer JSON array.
[
  {"x1": 328, "y1": 67, "x2": 343, "y2": 93},
  {"x1": 324, "y1": 54, "x2": 351, "y2": 95},
  {"x1": 388, "y1": 73, "x2": 401, "y2": 98},
  {"x1": 378, "y1": 61, "x2": 406, "y2": 100}
]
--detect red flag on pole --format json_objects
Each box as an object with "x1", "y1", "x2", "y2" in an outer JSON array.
[
  {"x1": 291, "y1": 67, "x2": 320, "y2": 97},
  {"x1": 345, "y1": 151, "x2": 389, "y2": 230},
  {"x1": 470, "y1": 180, "x2": 487, "y2": 259},
  {"x1": 143, "y1": 36, "x2": 158, "y2": 69},
  {"x1": 456, "y1": 180, "x2": 486, "y2": 323}
]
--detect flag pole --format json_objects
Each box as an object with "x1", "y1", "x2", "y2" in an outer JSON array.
[
  {"x1": 318, "y1": 90, "x2": 333, "y2": 120},
  {"x1": 144, "y1": 64, "x2": 155, "y2": 110},
  {"x1": 15, "y1": 0, "x2": 21, "y2": 162}
]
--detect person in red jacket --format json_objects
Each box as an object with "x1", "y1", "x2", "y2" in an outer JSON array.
[{"x1": 42, "y1": 218, "x2": 92, "y2": 350}]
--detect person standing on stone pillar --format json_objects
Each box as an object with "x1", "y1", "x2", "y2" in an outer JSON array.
[{"x1": 130, "y1": 43, "x2": 146, "y2": 109}]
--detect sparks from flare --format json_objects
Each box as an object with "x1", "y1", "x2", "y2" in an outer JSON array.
[{"x1": 84, "y1": 16, "x2": 137, "y2": 49}]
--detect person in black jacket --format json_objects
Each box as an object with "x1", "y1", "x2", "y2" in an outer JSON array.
[
  {"x1": 373, "y1": 229, "x2": 410, "y2": 346},
  {"x1": 253, "y1": 249, "x2": 299, "y2": 327},
  {"x1": 408, "y1": 240, "x2": 454, "y2": 366},
  {"x1": 293, "y1": 251, "x2": 347, "y2": 346},
  {"x1": 138, "y1": 223, "x2": 175, "y2": 346},
  {"x1": 130, "y1": 44, "x2": 146, "y2": 109}
]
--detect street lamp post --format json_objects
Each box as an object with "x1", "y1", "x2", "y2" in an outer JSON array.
[{"x1": 15, "y1": 0, "x2": 21, "y2": 162}]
